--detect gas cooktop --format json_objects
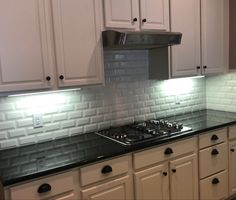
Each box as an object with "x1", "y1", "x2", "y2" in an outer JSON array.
[{"x1": 96, "y1": 119, "x2": 192, "y2": 145}]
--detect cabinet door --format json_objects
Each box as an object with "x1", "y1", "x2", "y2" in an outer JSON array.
[
  {"x1": 170, "y1": 153, "x2": 198, "y2": 200},
  {"x1": 103, "y1": 0, "x2": 139, "y2": 30},
  {"x1": 229, "y1": 141, "x2": 236, "y2": 195},
  {"x1": 0, "y1": 0, "x2": 53, "y2": 92},
  {"x1": 170, "y1": 0, "x2": 201, "y2": 77},
  {"x1": 134, "y1": 163, "x2": 169, "y2": 200},
  {"x1": 81, "y1": 175, "x2": 133, "y2": 200},
  {"x1": 201, "y1": 0, "x2": 229, "y2": 75},
  {"x1": 52, "y1": 0, "x2": 104, "y2": 87},
  {"x1": 140, "y1": 0, "x2": 169, "y2": 31}
]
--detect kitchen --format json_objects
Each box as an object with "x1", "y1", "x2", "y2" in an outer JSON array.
[{"x1": 0, "y1": 0, "x2": 235, "y2": 200}]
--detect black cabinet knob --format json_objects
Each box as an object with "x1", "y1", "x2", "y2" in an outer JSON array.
[
  {"x1": 133, "y1": 18, "x2": 138, "y2": 22},
  {"x1": 37, "y1": 183, "x2": 52, "y2": 194},
  {"x1": 164, "y1": 148, "x2": 173, "y2": 155},
  {"x1": 172, "y1": 169, "x2": 176, "y2": 173},
  {"x1": 163, "y1": 172, "x2": 168, "y2": 176},
  {"x1": 212, "y1": 178, "x2": 220, "y2": 185},
  {"x1": 46, "y1": 76, "x2": 51, "y2": 81},
  {"x1": 203, "y1": 65, "x2": 207, "y2": 69},
  {"x1": 142, "y1": 18, "x2": 147, "y2": 23},
  {"x1": 211, "y1": 134, "x2": 219, "y2": 141},
  {"x1": 231, "y1": 148, "x2": 235, "y2": 152},
  {"x1": 101, "y1": 165, "x2": 113, "y2": 174},
  {"x1": 59, "y1": 75, "x2": 64, "y2": 80},
  {"x1": 196, "y1": 66, "x2": 201, "y2": 70},
  {"x1": 211, "y1": 149, "x2": 219, "y2": 156}
]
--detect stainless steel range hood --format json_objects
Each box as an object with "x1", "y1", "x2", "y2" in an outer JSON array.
[{"x1": 102, "y1": 30, "x2": 182, "y2": 50}]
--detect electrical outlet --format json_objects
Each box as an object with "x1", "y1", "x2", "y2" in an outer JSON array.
[{"x1": 33, "y1": 114, "x2": 43, "y2": 128}]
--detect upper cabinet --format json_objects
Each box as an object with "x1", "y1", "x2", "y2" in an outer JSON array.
[
  {"x1": 52, "y1": 0, "x2": 104, "y2": 87},
  {"x1": 201, "y1": 0, "x2": 229, "y2": 75},
  {"x1": 170, "y1": 0, "x2": 229, "y2": 78},
  {"x1": 0, "y1": 0, "x2": 54, "y2": 92},
  {"x1": 170, "y1": 0, "x2": 201, "y2": 77},
  {"x1": 103, "y1": 0, "x2": 169, "y2": 31},
  {"x1": 0, "y1": 0, "x2": 104, "y2": 93}
]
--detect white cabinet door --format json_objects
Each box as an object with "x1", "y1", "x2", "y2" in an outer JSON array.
[
  {"x1": 229, "y1": 141, "x2": 236, "y2": 196},
  {"x1": 201, "y1": 0, "x2": 229, "y2": 75},
  {"x1": 134, "y1": 163, "x2": 169, "y2": 200},
  {"x1": 140, "y1": 0, "x2": 169, "y2": 31},
  {"x1": 82, "y1": 175, "x2": 133, "y2": 200},
  {"x1": 170, "y1": 0, "x2": 201, "y2": 77},
  {"x1": 0, "y1": 0, "x2": 54, "y2": 92},
  {"x1": 103, "y1": 0, "x2": 139, "y2": 30},
  {"x1": 170, "y1": 153, "x2": 198, "y2": 200},
  {"x1": 52, "y1": 0, "x2": 104, "y2": 87}
]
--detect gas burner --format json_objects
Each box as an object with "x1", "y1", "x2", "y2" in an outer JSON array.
[{"x1": 96, "y1": 119, "x2": 192, "y2": 145}]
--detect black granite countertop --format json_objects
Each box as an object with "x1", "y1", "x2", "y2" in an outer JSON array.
[{"x1": 1, "y1": 109, "x2": 236, "y2": 187}]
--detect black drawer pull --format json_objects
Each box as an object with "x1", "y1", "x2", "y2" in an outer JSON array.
[
  {"x1": 164, "y1": 148, "x2": 173, "y2": 155},
  {"x1": 163, "y1": 172, "x2": 168, "y2": 176},
  {"x1": 37, "y1": 183, "x2": 52, "y2": 194},
  {"x1": 211, "y1": 149, "x2": 219, "y2": 155},
  {"x1": 101, "y1": 165, "x2": 113, "y2": 174},
  {"x1": 211, "y1": 134, "x2": 219, "y2": 141},
  {"x1": 212, "y1": 178, "x2": 220, "y2": 185},
  {"x1": 231, "y1": 148, "x2": 235, "y2": 152},
  {"x1": 172, "y1": 169, "x2": 176, "y2": 173}
]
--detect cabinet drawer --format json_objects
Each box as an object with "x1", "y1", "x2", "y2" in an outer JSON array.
[
  {"x1": 200, "y1": 170, "x2": 228, "y2": 200},
  {"x1": 229, "y1": 125, "x2": 236, "y2": 140},
  {"x1": 9, "y1": 171, "x2": 78, "y2": 200},
  {"x1": 80, "y1": 155, "x2": 130, "y2": 186},
  {"x1": 133, "y1": 137, "x2": 197, "y2": 170},
  {"x1": 199, "y1": 142, "x2": 227, "y2": 179},
  {"x1": 199, "y1": 128, "x2": 227, "y2": 149}
]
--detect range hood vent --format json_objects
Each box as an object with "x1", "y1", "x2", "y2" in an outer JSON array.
[{"x1": 102, "y1": 30, "x2": 182, "y2": 50}]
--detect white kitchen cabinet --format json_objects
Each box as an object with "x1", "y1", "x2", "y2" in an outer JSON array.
[
  {"x1": 170, "y1": 153, "x2": 198, "y2": 200},
  {"x1": 52, "y1": 0, "x2": 104, "y2": 87},
  {"x1": 134, "y1": 137, "x2": 198, "y2": 200},
  {"x1": 0, "y1": 0, "x2": 54, "y2": 92},
  {"x1": 81, "y1": 175, "x2": 132, "y2": 200},
  {"x1": 135, "y1": 163, "x2": 169, "y2": 200},
  {"x1": 4, "y1": 171, "x2": 80, "y2": 200},
  {"x1": 170, "y1": 0, "x2": 201, "y2": 77},
  {"x1": 201, "y1": 0, "x2": 229, "y2": 75},
  {"x1": 229, "y1": 140, "x2": 236, "y2": 195},
  {"x1": 103, "y1": 0, "x2": 169, "y2": 31},
  {"x1": 80, "y1": 155, "x2": 133, "y2": 200}
]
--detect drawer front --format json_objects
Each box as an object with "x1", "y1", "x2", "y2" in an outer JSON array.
[
  {"x1": 200, "y1": 170, "x2": 228, "y2": 200},
  {"x1": 133, "y1": 137, "x2": 197, "y2": 170},
  {"x1": 199, "y1": 142, "x2": 227, "y2": 179},
  {"x1": 9, "y1": 171, "x2": 78, "y2": 200},
  {"x1": 229, "y1": 125, "x2": 236, "y2": 140},
  {"x1": 80, "y1": 155, "x2": 130, "y2": 186},
  {"x1": 199, "y1": 128, "x2": 227, "y2": 149}
]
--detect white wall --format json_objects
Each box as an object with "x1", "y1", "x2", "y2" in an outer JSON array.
[{"x1": 0, "y1": 50, "x2": 206, "y2": 150}]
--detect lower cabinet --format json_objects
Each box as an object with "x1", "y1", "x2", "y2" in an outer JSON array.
[
  {"x1": 229, "y1": 140, "x2": 236, "y2": 195},
  {"x1": 134, "y1": 137, "x2": 198, "y2": 200},
  {"x1": 81, "y1": 175, "x2": 133, "y2": 200}
]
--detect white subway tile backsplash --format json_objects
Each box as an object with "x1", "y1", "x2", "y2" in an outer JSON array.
[{"x1": 0, "y1": 50, "x2": 206, "y2": 150}]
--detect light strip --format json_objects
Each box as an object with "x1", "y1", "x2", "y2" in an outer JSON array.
[{"x1": 8, "y1": 88, "x2": 81, "y2": 97}]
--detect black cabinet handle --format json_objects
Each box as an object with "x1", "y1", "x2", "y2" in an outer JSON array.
[
  {"x1": 203, "y1": 65, "x2": 207, "y2": 69},
  {"x1": 196, "y1": 66, "x2": 201, "y2": 70},
  {"x1": 211, "y1": 134, "x2": 219, "y2": 141},
  {"x1": 164, "y1": 148, "x2": 173, "y2": 155},
  {"x1": 37, "y1": 183, "x2": 52, "y2": 194},
  {"x1": 231, "y1": 148, "x2": 235, "y2": 152},
  {"x1": 211, "y1": 149, "x2": 219, "y2": 155},
  {"x1": 212, "y1": 178, "x2": 220, "y2": 185},
  {"x1": 172, "y1": 169, "x2": 176, "y2": 173},
  {"x1": 46, "y1": 76, "x2": 51, "y2": 81},
  {"x1": 163, "y1": 172, "x2": 168, "y2": 176},
  {"x1": 101, "y1": 165, "x2": 113, "y2": 174},
  {"x1": 133, "y1": 18, "x2": 138, "y2": 22},
  {"x1": 59, "y1": 75, "x2": 64, "y2": 80},
  {"x1": 142, "y1": 19, "x2": 147, "y2": 23}
]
